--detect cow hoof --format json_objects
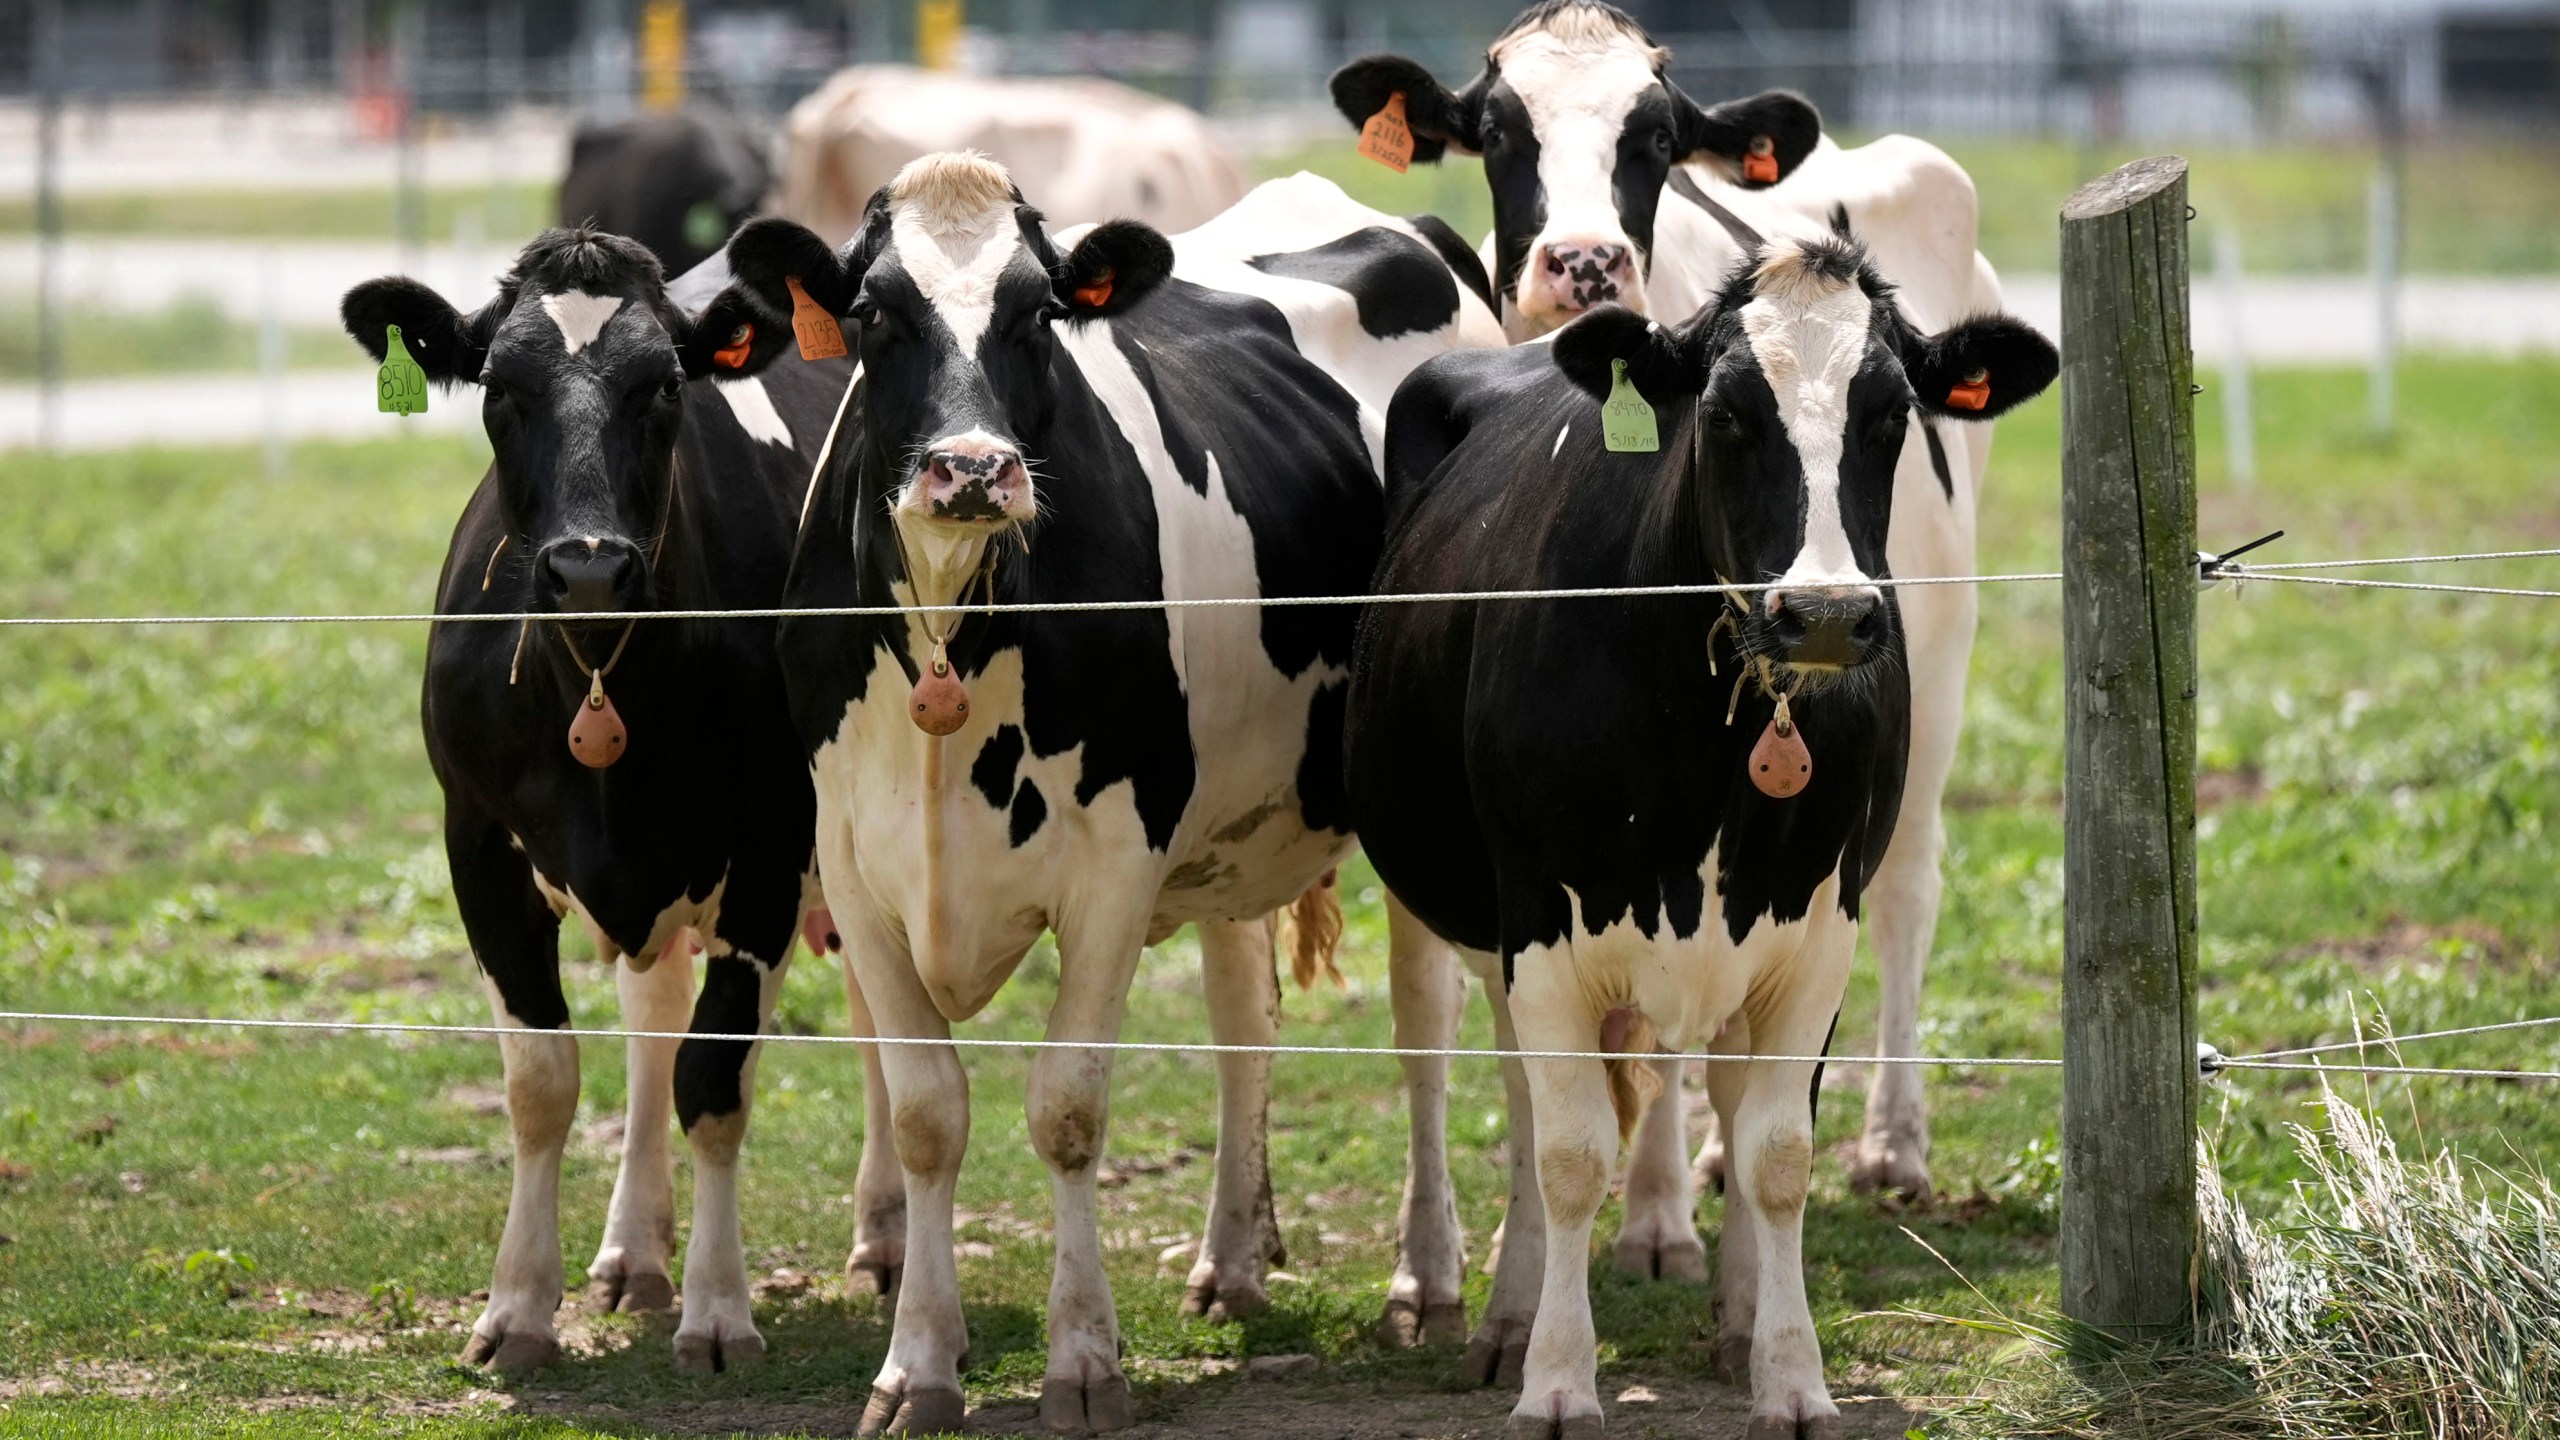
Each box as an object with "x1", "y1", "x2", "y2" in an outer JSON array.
[
  {"x1": 1039, "y1": 1372, "x2": 1135, "y2": 1434},
  {"x1": 587, "y1": 1270, "x2": 675, "y2": 1314},
  {"x1": 861, "y1": 1383, "x2": 967, "y2": 1437},
  {"x1": 1180, "y1": 1272, "x2": 1268, "y2": 1323},
  {"x1": 1744, "y1": 1417, "x2": 1843, "y2": 1440},
  {"x1": 1374, "y1": 1298, "x2": 1467, "y2": 1349},
  {"x1": 1460, "y1": 1315, "x2": 1531, "y2": 1389},
  {"x1": 1611, "y1": 1229, "x2": 1708, "y2": 1283},
  {"x1": 461, "y1": 1327, "x2": 559, "y2": 1374},
  {"x1": 1504, "y1": 1413, "x2": 1606, "y2": 1440},
  {"x1": 1713, "y1": 1334, "x2": 1752, "y2": 1386},
  {"x1": 847, "y1": 1251, "x2": 903, "y2": 1302},
  {"x1": 1847, "y1": 1137, "x2": 1933, "y2": 1204},
  {"x1": 673, "y1": 1326, "x2": 766, "y2": 1375}
]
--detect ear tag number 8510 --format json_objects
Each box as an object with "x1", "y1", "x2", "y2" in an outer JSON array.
[
  {"x1": 377, "y1": 324, "x2": 428, "y2": 417},
  {"x1": 1601, "y1": 359, "x2": 1658, "y2": 453}
]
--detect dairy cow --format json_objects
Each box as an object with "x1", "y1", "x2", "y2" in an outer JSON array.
[
  {"x1": 341, "y1": 228, "x2": 850, "y2": 1375},
  {"x1": 1332, "y1": 5, "x2": 2008, "y2": 1333},
  {"x1": 1345, "y1": 235, "x2": 2055, "y2": 1438},
  {"x1": 716, "y1": 155, "x2": 1499, "y2": 1434},
  {"x1": 560, "y1": 110, "x2": 774, "y2": 277}
]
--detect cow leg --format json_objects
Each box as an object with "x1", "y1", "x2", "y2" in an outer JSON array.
[
  {"x1": 586, "y1": 933, "x2": 690, "y2": 1316},
  {"x1": 1706, "y1": 1015, "x2": 1759, "y2": 1385},
  {"x1": 1377, "y1": 893, "x2": 1469, "y2": 1348},
  {"x1": 1462, "y1": 951, "x2": 1544, "y2": 1390},
  {"x1": 1183, "y1": 915, "x2": 1281, "y2": 1322},
  {"x1": 841, "y1": 950, "x2": 908, "y2": 1301},
  {"x1": 1729, "y1": 919, "x2": 1855, "y2": 1440},
  {"x1": 446, "y1": 811, "x2": 576, "y2": 1373},
  {"x1": 1504, "y1": 957, "x2": 1614, "y2": 1440},
  {"x1": 1030, "y1": 903, "x2": 1153, "y2": 1436},
  {"x1": 1613, "y1": 1056, "x2": 1706, "y2": 1281},
  {"x1": 670, "y1": 890, "x2": 794, "y2": 1376},
  {"x1": 846, "y1": 902, "x2": 972, "y2": 1438}
]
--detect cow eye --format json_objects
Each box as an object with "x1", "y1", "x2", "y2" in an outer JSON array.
[
  {"x1": 1650, "y1": 128, "x2": 1674, "y2": 155},
  {"x1": 1708, "y1": 406, "x2": 1741, "y2": 433},
  {"x1": 848, "y1": 296, "x2": 881, "y2": 327},
  {"x1": 659, "y1": 373, "x2": 684, "y2": 401}
]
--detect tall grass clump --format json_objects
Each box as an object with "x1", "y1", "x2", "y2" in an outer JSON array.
[{"x1": 1917, "y1": 1078, "x2": 2560, "y2": 1439}]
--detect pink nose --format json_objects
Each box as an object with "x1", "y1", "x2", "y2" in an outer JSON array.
[
  {"x1": 1538, "y1": 240, "x2": 1634, "y2": 312},
  {"x1": 915, "y1": 442, "x2": 1027, "y2": 522}
]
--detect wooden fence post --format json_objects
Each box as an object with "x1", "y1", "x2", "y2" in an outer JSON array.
[{"x1": 2059, "y1": 154, "x2": 2201, "y2": 1343}]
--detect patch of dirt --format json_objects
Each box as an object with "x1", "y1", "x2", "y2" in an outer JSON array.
[
  {"x1": 2193, "y1": 766, "x2": 2267, "y2": 810},
  {"x1": 2283, "y1": 919, "x2": 2528, "y2": 975}
]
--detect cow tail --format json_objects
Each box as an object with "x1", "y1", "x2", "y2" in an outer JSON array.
[
  {"x1": 1279, "y1": 869, "x2": 1345, "y2": 991},
  {"x1": 1603, "y1": 1013, "x2": 1665, "y2": 1145}
]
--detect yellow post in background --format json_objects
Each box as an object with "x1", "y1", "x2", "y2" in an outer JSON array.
[
  {"x1": 640, "y1": 0, "x2": 687, "y2": 111},
  {"x1": 918, "y1": 0, "x2": 963, "y2": 70}
]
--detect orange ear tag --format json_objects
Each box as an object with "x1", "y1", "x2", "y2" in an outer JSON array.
[
  {"x1": 786, "y1": 276, "x2": 846, "y2": 361},
  {"x1": 1749, "y1": 695, "x2": 1810, "y2": 799},
  {"x1": 712, "y1": 322, "x2": 754, "y2": 370},
  {"x1": 1359, "y1": 91, "x2": 1415, "y2": 173},
  {"x1": 1742, "y1": 135, "x2": 1780, "y2": 185},
  {"x1": 1073, "y1": 270, "x2": 1115, "y2": 309},
  {"x1": 1946, "y1": 367, "x2": 1991, "y2": 412}
]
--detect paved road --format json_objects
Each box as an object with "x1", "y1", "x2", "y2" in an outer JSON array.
[{"x1": 0, "y1": 369, "x2": 478, "y2": 454}]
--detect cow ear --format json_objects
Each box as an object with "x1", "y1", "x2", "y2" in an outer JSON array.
[
  {"x1": 341, "y1": 276, "x2": 492, "y2": 385},
  {"x1": 677, "y1": 284, "x2": 798, "y2": 380},
  {"x1": 1904, "y1": 313, "x2": 2059, "y2": 421},
  {"x1": 1550, "y1": 304, "x2": 1706, "y2": 408},
  {"x1": 1057, "y1": 220, "x2": 1174, "y2": 320},
  {"x1": 1329, "y1": 55, "x2": 1483, "y2": 162},
  {"x1": 1678, "y1": 88, "x2": 1823, "y2": 189},
  {"x1": 724, "y1": 214, "x2": 852, "y2": 320}
]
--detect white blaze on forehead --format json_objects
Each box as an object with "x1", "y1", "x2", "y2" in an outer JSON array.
[
  {"x1": 1739, "y1": 236, "x2": 1881, "y2": 591},
  {"x1": 541, "y1": 290, "x2": 625, "y2": 354},
  {"x1": 886, "y1": 151, "x2": 1031, "y2": 357},
  {"x1": 1495, "y1": 28, "x2": 1663, "y2": 264}
]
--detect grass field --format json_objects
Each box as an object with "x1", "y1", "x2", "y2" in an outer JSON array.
[{"x1": 3, "y1": 357, "x2": 2558, "y2": 1437}]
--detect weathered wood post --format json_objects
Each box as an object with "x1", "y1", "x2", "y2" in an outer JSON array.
[{"x1": 2059, "y1": 155, "x2": 2201, "y2": 1343}]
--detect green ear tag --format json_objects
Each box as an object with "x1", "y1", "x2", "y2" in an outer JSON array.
[
  {"x1": 377, "y1": 323, "x2": 428, "y2": 418},
  {"x1": 1601, "y1": 358, "x2": 1658, "y2": 453}
]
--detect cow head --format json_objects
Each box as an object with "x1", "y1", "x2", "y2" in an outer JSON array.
[
  {"x1": 1553, "y1": 233, "x2": 2056, "y2": 679},
  {"x1": 725, "y1": 153, "x2": 1172, "y2": 583},
  {"x1": 341, "y1": 228, "x2": 787, "y2": 625},
  {"x1": 1332, "y1": 1, "x2": 1820, "y2": 339}
]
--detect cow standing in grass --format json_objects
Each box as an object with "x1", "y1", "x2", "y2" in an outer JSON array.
[
  {"x1": 716, "y1": 153, "x2": 1500, "y2": 1435},
  {"x1": 1329, "y1": 2, "x2": 2014, "y2": 1349},
  {"x1": 1343, "y1": 235, "x2": 2055, "y2": 1437},
  {"x1": 342, "y1": 228, "x2": 850, "y2": 1374}
]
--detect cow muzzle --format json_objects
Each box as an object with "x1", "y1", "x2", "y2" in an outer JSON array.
[
  {"x1": 906, "y1": 434, "x2": 1034, "y2": 526},
  {"x1": 1768, "y1": 586, "x2": 1885, "y2": 670},
  {"x1": 538, "y1": 536, "x2": 647, "y2": 618},
  {"x1": 1525, "y1": 236, "x2": 1639, "y2": 322}
]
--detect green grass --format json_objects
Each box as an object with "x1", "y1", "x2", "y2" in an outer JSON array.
[
  {"x1": 1258, "y1": 134, "x2": 2560, "y2": 279},
  {"x1": 0, "y1": 183, "x2": 556, "y2": 246},
  {"x1": 0, "y1": 297, "x2": 353, "y2": 383},
  {"x1": 2, "y1": 361, "x2": 2558, "y2": 1434}
]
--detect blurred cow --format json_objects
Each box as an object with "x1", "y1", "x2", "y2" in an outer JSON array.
[
  {"x1": 559, "y1": 109, "x2": 774, "y2": 277},
  {"x1": 777, "y1": 65, "x2": 1247, "y2": 246}
]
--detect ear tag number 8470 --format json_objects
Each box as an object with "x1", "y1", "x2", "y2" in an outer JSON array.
[
  {"x1": 1602, "y1": 359, "x2": 1658, "y2": 453},
  {"x1": 377, "y1": 324, "x2": 428, "y2": 417}
]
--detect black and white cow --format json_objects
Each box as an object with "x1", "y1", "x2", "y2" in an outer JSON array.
[
  {"x1": 340, "y1": 227, "x2": 851, "y2": 1374},
  {"x1": 1333, "y1": 5, "x2": 2008, "y2": 1316},
  {"x1": 560, "y1": 110, "x2": 774, "y2": 278},
  {"x1": 1344, "y1": 235, "x2": 2055, "y2": 1438},
  {"x1": 712, "y1": 154, "x2": 1499, "y2": 1435}
]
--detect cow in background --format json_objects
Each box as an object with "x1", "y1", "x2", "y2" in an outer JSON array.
[
  {"x1": 778, "y1": 66, "x2": 1246, "y2": 246},
  {"x1": 341, "y1": 227, "x2": 848, "y2": 1375},
  {"x1": 560, "y1": 109, "x2": 773, "y2": 277},
  {"x1": 1330, "y1": 4, "x2": 2010, "y2": 1341}
]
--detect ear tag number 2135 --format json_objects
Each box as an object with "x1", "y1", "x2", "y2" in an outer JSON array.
[
  {"x1": 377, "y1": 323, "x2": 428, "y2": 417},
  {"x1": 1602, "y1": 359, "x2": 1658, "y2": 453}
]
